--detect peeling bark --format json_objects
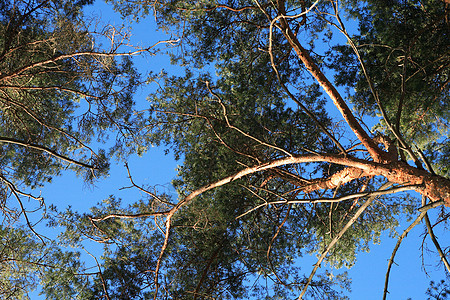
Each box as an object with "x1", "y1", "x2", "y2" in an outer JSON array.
[
  {"x1": 298, "y1": 161, "x2": 449, "y2": 204},
  {"x1": 173, "y1": 154, "x2": 450, "y2": 208},
  {"x1": 375, "y1": 162, "x2": 450, "y2": 204}
]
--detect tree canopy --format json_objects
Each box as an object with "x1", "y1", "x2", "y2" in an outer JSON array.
[{"x1": 1, "y1": 0, "x2": 449, "y2": 299}]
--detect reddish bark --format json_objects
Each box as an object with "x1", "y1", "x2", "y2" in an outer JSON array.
[
  {"x1": 372, "y1": 162, "x2": 450, "y2": 204},
  {"x1": 171, "y1": 154, "x2": 450, "y2": 208},
  {"x1": 276, "y1": 0, "x2": 389, "y2": 163},
  {"x1": 289, "y1": 160, "x2": 449, "y2": 205}
]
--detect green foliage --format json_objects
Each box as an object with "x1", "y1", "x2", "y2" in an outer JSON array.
[
  {"x1": 0, "y1": 225, "x2": 42, "y2": 299},
  {"x1": 330, "y1": 0, "x2": 449, "y2": 175},
  {"x1": 426, "y1": 280, "x2": 450, "y2": 300},
  {"x1": 0, "y1": 225, "x2": 92, "y2": 300},
  {"x1": 0, "y1": 0, "x2": 140, "y2": 190},
  {"x1": 40, "y1": 1, "x2": 428, "y2": 299},
  {"x1": 1, "y1": 0, "x2": 448, "y2": 299}
]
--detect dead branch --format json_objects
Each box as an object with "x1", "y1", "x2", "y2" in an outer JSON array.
[
  {"x1": 422, "y1": 196, "x2": 450, "y2": 274},
  {"x1": 124, "y1": 163, "x2": 175, "y2": 207},
  {"x1": 298, "y1": 182, "x2": 393, "y2": 299},
  {"x1": 237, "y1": 184, "x2": 421, "y2": 219},
  {"x1": 382, "y1": 205, "x2": 437, "y2": 300},
  {"x1": 91, "y1": 211, "x2": 170, "y2": 222}
]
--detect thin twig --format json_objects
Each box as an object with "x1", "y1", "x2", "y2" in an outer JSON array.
[
  {"x1": 124, "y1": 163, "x2": 175, "y2": 206},
  {"x1": 8, "y1": 185, "x2": 46, "y2": 245},
  {"x1": 205, "y1": 81, "x2": 293, "y2": 157},
  {"x1": 266, "y1": 204, "x2": 293, "y2": 287},
  {"x1": 91, "y1": 211, "x2": 170, "y2": 222}
]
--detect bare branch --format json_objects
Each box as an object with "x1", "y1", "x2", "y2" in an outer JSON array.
[
  {"x1": 422, "y1": 196, "x2": 450, "y2": 274},
  {"x1": 383, "y1": 209, "x2": 428, "y2": 300},
  {"x1": 298, "y1": 182, "x2": 393, "y2": 300},
  {"x1": 0, "y1": 38, "x2": 178, "y2": 83},
  {"x1": 8, "y1": 182, "x2": 46, "y2": 245},
  {"x1": 91, "y1": 210, "x2": 170, "y2": 222},
  {"x1": 323, "y1": 4, "x2": 422, "y2": 168},
  {"x1": 237, "y1": 184, "x2": 420, "y2": 219},
  {"x1": 0, "y1": 174, "x2": 43, "y2": 201},
  {"x1": 124, "y1": 163, "x2": 175, "y2": 206},
  {"x1": 418, "y1": 200, "x2": 445, "y2": 212}
]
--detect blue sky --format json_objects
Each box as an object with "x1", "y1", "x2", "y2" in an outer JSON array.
[{"x1": 30, "y1": 1, "x2": 449, "y2": 299}]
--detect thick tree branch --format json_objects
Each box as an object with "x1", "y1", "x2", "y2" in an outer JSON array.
[
  {"x1": 321, "y1": 6, "x2": 423, "y2": 168},
  {"x1": 267, "y1": 22, "x2": 347, "y2": 155},
  {"x1": 169, "y1": 153, "x2": 448, "y2": 216},
  {"x1": 275, "y1": 0, "x2": 388, "y2": 163},
  {"x1": 151, "y1": 152, "x2": 449, "y2": 298}
]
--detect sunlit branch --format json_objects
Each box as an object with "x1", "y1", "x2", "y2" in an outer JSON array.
[
  {"x1": 418, "y1": 200, "x2": 445, "y2": 212},
  {"x1": 0, "y1": 174, "x2": 43, "y2": 201},
  {"x1": 237, "y1": 184, "x2": 417, "y2": 219},
  {"x1": 86, "y1": 250, "x2": 112, "y2": 300},
  {"x1": 150, "y1": 150, "x2": 448, "y2": 297},
  {"x1": 322, "y1": 3, "x2": 422, "y2": 167},
  {"x1": 153, "y1": 213, "x2": 172, "y2": 300},
  {"x1": 266, "y1": 5, "x2": 347, "y2": 155},
  {"x1": 275, "y1": 0, "x2": 388, "y2": 163},
  {"x1": 176, "y1": 3, "x2": 260, "y2": 12},
  {"x1": 88, "y1": 217, "x2": 112, "y2": 244}
]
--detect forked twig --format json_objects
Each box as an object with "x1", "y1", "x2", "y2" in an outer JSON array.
[
  {"x1": 422, "y1": 196, "x2": 450, "y2": 274},
  {"x1": 382, "y1": 198, "x2": 442, "y2": 300}
]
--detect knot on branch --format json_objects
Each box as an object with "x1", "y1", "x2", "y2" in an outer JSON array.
[{"x1": 373, "y1": 134, "x2": 398, "y2": 163}]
